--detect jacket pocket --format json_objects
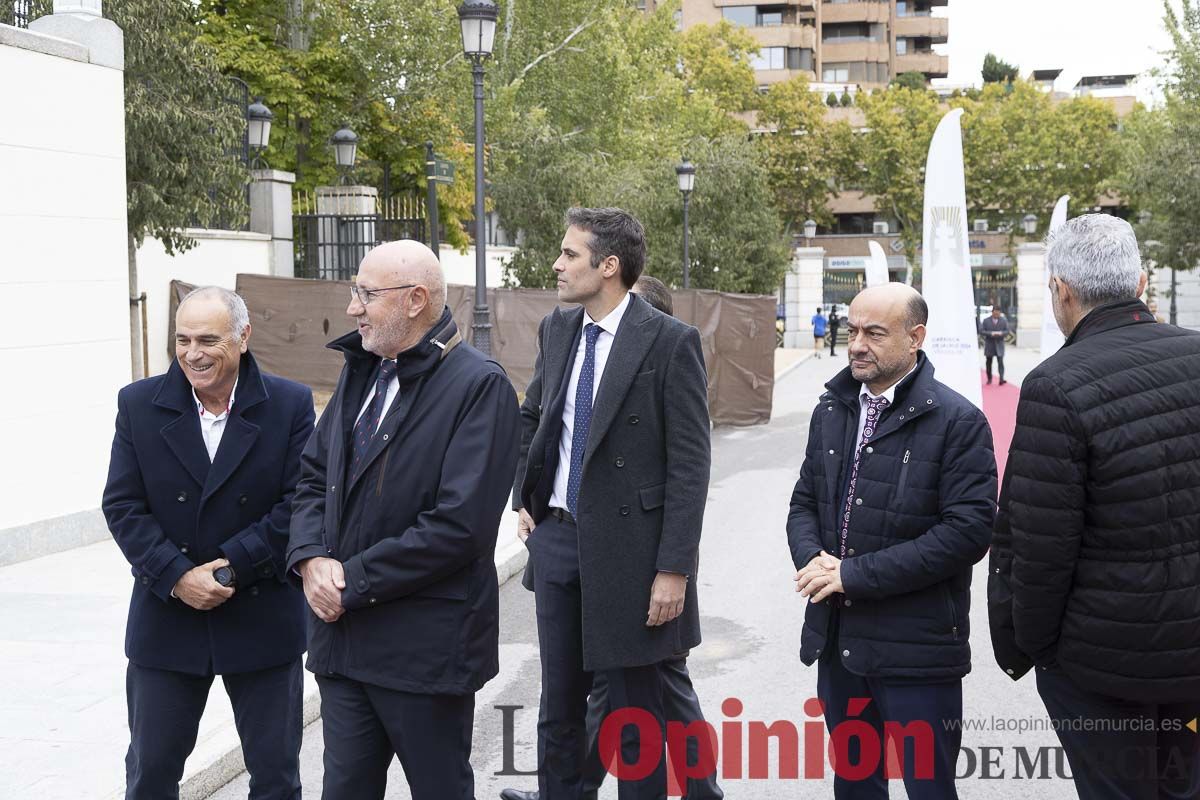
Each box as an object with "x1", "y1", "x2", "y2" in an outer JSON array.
[
  {"x1": 639, "y1": 482, "x2": 667, "y2": 511},
  {"x1": 942, "y1": 584, "x2": 958, "y2": 639}
]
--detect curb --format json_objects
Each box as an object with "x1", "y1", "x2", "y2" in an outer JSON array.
[
  {"x1": 179, "y1": 543, "x2": 530, "y2": 799},
  {"x1": 775, "y1": 349, "x2": 817, "y2": 383}
]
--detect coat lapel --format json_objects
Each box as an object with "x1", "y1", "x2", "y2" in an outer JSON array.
[
  {"x1": 153, "y1": 361, "x2": 211, "y2": 489},
  {"x1": 201, "y1": 357, "x2": 268, "y2": 503},
  {"x1": 583, "y1": 294, "x2": 661, "y2": 468}
]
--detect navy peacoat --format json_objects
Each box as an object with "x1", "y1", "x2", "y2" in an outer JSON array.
[{"x1": 102, "y1": 353, "x2": 314, "y2": 676}]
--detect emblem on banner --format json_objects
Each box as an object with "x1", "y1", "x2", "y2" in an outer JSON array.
[{"x1": 930, "y1": 206, "x2": 966, "y2": 271}]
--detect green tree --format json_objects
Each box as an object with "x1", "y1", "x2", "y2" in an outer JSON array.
[
  {"x1": 891, "y1": 70, "x2": 927, "y2": 91},
  {"x1": 678, "y1": 20, "x2": 760, "y2": 113},
  {"x1": 758, "y1": 75, "x2": 856, "y2": 232},
  {"x1": 1120, "y1": 0, "x2": 1200, "y2": 276},
  {"x1": 111, "y1": 0, "x2": 248, "y2": 377},
  {"x1": 855, "y1": 86, "x2": 944, "y2": 272},
  {"x1": 826, "y1": 91, "x2": 839, "y2": 107},
  {"x1": 839, "y1": 89, "x2": 854, "y2": 107},
  {"x1": 981, "y1": 52, "x2": 1019, "y2": 83}
]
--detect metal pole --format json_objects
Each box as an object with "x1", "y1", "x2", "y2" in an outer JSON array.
[
  {"x1": 471, "y1": 59, "x2": 491, "y2": 354},
  {"x1": 425, "y1": 141, "x2": 441, "y2": 260},
  {"x1": 682, "y1": 192, "x2": 691, "y2": 289},
  {"x1": 1170, "y1": 267, "x2": 1178, "y2": 325}
]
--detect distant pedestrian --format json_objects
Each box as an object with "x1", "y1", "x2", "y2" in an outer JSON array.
[
  {"x1": 979, "y1": 307, "x2": 1008, "y2": 385},
  {"x1": 827, "y1": 305, "x2": 841, "y2": 357},
  {"x1": 811, "y1": 306, "x2": 827, "y2": 359},
  {"x1": 990, "y1": 214, "x2": 1200, "y2": 800}
]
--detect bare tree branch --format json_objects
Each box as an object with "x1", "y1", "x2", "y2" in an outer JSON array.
[{"x1": 510, "y1": 19, "x2": 596, "y2": 84}]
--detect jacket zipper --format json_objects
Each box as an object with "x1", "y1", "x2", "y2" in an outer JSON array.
[
  {"x1": 943, "y1": 585, "x2": 958, "y2": 639},
  {"x1": 896, "y1": 450, "x2": 911, "y2": 497}
]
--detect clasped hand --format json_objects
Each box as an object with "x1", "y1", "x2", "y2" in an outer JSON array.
[
  {"x1": 299, "y1": 557, "x2": 346, "y2": 623},
  {"x1": 794, "y1": 550, "x2": 844, "y2": 604},
  {"x1": 172, "y1": 558, "x2": 235, "y2": 610}
]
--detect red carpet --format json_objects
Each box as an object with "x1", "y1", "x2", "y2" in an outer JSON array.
[{"x1": 980, "y1": 371, "x2": 1020, "y2": 487}]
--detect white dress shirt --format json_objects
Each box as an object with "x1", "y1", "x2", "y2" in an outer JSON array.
[
  {"x1": 856, "y1": 360, "x2": 919, "y2": 446},
  {"x1": 550, "y1": 292, "x2": 632, "y2": 510},
  {"x1": 193, "y1": 379, "x2": 238, "y2": 462},
  {"x1": 354, "y1": 359, "x2": 400, "y2": 433}
]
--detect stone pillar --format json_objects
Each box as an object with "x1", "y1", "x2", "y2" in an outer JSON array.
[
  {"x1": 249, "y1": 169, "x2": 296, "y2": 277},
  {"x1": 314, "y1": 185, "x2": 378, "y2": 280},
  {"x1": 29, "y1": 0, "x2": 123, "y2": 69},
  {"x1": 784, "y1": 246, "x2": 825, "y2": 348},
  {"x1": 1016, "y1": 242, "x2": 1046, "y2": 350}
]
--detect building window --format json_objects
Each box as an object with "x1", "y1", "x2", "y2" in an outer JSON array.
[
  {"x1": 896, "y1": 38, "x2": 908, "y2": 55},
  {"x1": 722, "y1": 5, "x2": 787, "y2": 27},
  {"x1": 823, "y1": 22, "x2": 884, "y2": 42},
  {"x1": 788, "y1": 47, "x2": 814, "y2": 71},
  {"x1": 759, "y1": 7, "x2": 784, "y2": 26},
  {"x1": 823, "y1": 65, "x2": 850, "y2": 82},
  {"x1": 823, "y1": 61, "x2": 889, "y2": 83},
  {"x1": 751, "y1": 46, "x2": 787, "y2": 71}
]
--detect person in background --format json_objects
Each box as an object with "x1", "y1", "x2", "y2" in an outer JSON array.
[
  {"x1": 811, "y1": 306, "x2": 827, "y2": 359},
  {"x1": 827, "y1": 305, "x2": 841, "y2": 357},
  {"x1": 979, "y1": 307, "x2": 1008, "y2": 385}
]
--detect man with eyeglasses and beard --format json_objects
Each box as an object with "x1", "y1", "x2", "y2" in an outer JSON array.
[{"x1": 287, "y1": 239, "x2": 520, "y2": 799}]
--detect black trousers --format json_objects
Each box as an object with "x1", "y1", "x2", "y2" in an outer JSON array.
[
  {"x1": 531, "y1": 514, "x2": 667, "y2": 800},
  {"x1": 1037, "y1": 666, "x2": 1200, "y2": 800},
  {"x1": 125, "y1": 659, "x2": 302, "y2": 800},
  {"x1": 581, "y1": 656, "x2": 723, "y2": 799},
  {"x1": 985, "y1": 354, "x2": 1004, "y2": 381},
  {"x1": 829, "y1": 329, "x2": 839, "y2": 356},
  {"x1": 817, "y1": 650, "x2": 963, "y2": 800},
  {"x1": 316, "y1": 674, "x2": 475, "y2": 800}
]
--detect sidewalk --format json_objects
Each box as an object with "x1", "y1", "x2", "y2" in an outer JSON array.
[{"x1": 2, "y1": 351, "x2": 818, "y2": 799}]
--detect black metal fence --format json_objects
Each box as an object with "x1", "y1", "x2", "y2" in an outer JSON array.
[
  {"x1": 2, "y1": 1, "x2": 36, "y2": 27},
  {"x1": 294, "y1": 207, "x2": 425, "y2": 280}
]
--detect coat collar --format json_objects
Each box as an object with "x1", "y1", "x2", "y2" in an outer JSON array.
[
  {"x1": 824, "y1": 351, "x2": 933, "y2": 411},
  {"x1": 1064, "y1": 299, "x2": 1157, "y2": 347},
  {"x1": 153, "y1": 352, "x2": 270, "y2": 492},
  {"x1": 326, "y1": 306, "x2": 460, "y2": 383}
]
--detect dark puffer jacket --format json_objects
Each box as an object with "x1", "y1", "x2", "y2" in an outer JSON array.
[
  {"x1": 788, "y1": 353, "x2": 997, "y2": 680},
  {"x1": 990, "y1": 300, "x2": 1200, "y2": 702}
]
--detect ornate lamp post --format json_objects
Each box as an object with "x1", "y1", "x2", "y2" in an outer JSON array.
[{"x1": 675, "y1": 157, "x2": 696, "y2": 288}]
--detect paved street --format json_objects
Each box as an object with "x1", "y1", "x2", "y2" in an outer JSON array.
[{"x1": 210, "y1": 349, "x2": 1076, "y2": 800}]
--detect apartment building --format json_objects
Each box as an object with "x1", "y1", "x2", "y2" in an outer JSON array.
[{"x1": 645, "y1": 0, "x2": 949, "y2": 88}]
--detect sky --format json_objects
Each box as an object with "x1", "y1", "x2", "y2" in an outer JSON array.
[{"x1": 931, "y1": 0, "x2": 1175, "y2": 103}]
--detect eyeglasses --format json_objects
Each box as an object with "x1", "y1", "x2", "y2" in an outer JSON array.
[{"x1": 350, "y1": 283, "x2": 418, "y2": 306}]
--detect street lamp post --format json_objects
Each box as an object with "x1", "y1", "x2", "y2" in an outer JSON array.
[
  {"x1": 675, "y1": 157, "x2": 696, "y2": 289},
  {"x1": 803, "y1": 219, "x2": 817, "y2": 241},
  {"x1": 1022, "y1": 213, "x2": 1038, "y2": 237},
  {"x1": 247, "y1": 97, "x2": 273, "y2": 169},
  {"x1": 331, "y1": 126, "x2": 358, "y2": 184},
  {"x1": 459, "y1": 0, "x2": 498, "y2": 354}
]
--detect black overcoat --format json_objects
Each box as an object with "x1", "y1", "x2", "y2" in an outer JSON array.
[
  {"x1": 990, "y1": 300, "x2": 1200, "y2": 702},
  {"x1": 788, "y1": 353, "x2": 997, "y2": 681},
  {"x1": 287, "y1": 311, "x2": 520, "y2": 695},
  {"x1": 514, "y1": 293, "x2": 712, "y2": 672},
  {"x1": 102, "y1": 353, "x2": 314, "y2": 675}
]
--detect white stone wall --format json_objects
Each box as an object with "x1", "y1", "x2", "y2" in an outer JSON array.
[
  {"x1": 1016, "y1": 243, "x2": 1047, "y2": 350},
  {"x1": 1150, "y1": 266, "x2": 1200, "y2": 332},
  {"x1": 783, "y1": 247, "x2": 825, "y2": 348},
  {"x1": 136, "y1": 229, "x2": 272, "y2": 375},
  {"x1": 0, "y1": 25, "x2": 129, "y2": 533}
]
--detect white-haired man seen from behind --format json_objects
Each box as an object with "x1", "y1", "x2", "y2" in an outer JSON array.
[{"x1": 989, "y1": 214, "x2": 1200, "y2": 799}]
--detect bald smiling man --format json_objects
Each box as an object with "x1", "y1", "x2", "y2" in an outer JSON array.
[
  {"x1": 287, "y1": 240, "x2": 521, "y2": 799},
  {"x1": 788, "y1": 283, "x2": 997, "y2": 800}
]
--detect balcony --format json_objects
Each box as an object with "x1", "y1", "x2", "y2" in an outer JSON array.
[
  {"x1": 754, "y1": 24, "x2": 817, "y2": 49},
  {"x1": 821, "y1": 2, "x2": 890, "y2": 24},
  {"x1": 821, "y1": 40, "x2": 890, "y2": 64},
  {"x1": 894, "y1": 15, "x2": 948, "y2": 43},
  {"x1": 896, "y1": 51, "x2": 949, "y2": 77},
  {"x1": 753, "y1": 67, "x2": 818, "y2": 86}
]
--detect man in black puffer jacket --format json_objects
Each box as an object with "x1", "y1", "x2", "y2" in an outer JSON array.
[
  {"x1": 990, "y1": 214, "x2": 1200, "y2": 800},
  {"x1": 790, "y1": 283, "x2": 997, "y2": 800}
]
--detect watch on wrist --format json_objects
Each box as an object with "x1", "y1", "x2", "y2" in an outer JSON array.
[{"x1": 213, "y1": 565, "x2": 237, "y2": 587}]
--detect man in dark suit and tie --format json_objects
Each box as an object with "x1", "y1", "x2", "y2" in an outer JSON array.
[
  {"x1": 103, "y1": 286, "x2": 314, "y2": 799},
  {"x1": 287, "y1": 240, "x2": 520, "y2": 799},
  {"x1": 511, "y1": 207, "x2": 712, "y2": 799}
]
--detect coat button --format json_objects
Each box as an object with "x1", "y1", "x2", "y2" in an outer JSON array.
[
  {"x1": 828, "y1": 449, "x2": 835, "y2": 455},
  {"x1": 842, "y1": 649, "x2": 851, "y2": 657},
  {"x1": 899, "y1": 415, "x2": 905, "y2": 420},
  {"x1": 927, "y1": 399, "x2": 933, "y2": 405},
  {"x1": 628, "y1": 415, "x2": 640, "y2": 425},
  {"x1": 141, "y1": 576, "x2": 149, "y2": 585},
  {"x1": 615, "y1": 457, "x2": 625, "y2": 468},
  {"x1": 865, "y1": 446, "x2": 873, "y2": 454},
  {"x1": 909, "y1": 407, "x2": 915, "y2": 412},
  {"x1": 369, "y1": 597, "x2": 377, "y2": 605},
  {"x1": 815, "y1": 648, "x2": 822, "y2": 657},
  {"x1": 382, "y1": 434, "x2": 389, "y2": 441},
  {"x1": 177, "y1": 492, "x2": 187, "y2": 502},
  {"x1": 1006, "y1": 668, "x2": 1014, "y2": 675},
  {"x1": 848, "y1": 548, "x2": 856, "y2": 555},
  {"x1": 250, "y1": 586, "x2": 259, "y2": 597},
  {"x1": 855, "y1": 498, "x2": 863, "y2": 506},
  {"x1": 180, "y1": 545, "x2": 189, "y2": 554},
  {"x1": 619, "y1": 505, "x2": 631, "y2": 516},
  {"x1": 358, "y1": 580, "x2": 367, "y2": 591},
  {"x1": 844, "y1": 599, "x2": 853, "y2": 607},
  {"x1": 331, "y1": 485, "x2": 336, "y2": 493},
  {"x1": 239, "y1": 494, "x2": 248, "y2": 505}
]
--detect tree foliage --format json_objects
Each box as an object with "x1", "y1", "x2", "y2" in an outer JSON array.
[
  {"x1": 115, "y1": 0, "x2": 248, "y2": 254},
  {"x1": 891, "y1": 70, "x2": 927, "y2": 91},
  {"x1": 981, "y1": 52, "x2": 1019, "y2": 84},
  {"x1": 1120, "y1": 0, "x2": 1200, "y2": 273}
]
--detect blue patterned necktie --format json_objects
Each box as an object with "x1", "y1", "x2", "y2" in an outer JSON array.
[
  {"x1": 350, "y1": 358, "x2": 397, "y2": 478},
  {"x1": 566, "y1": 324, "x2": 601, "y2": 516}
]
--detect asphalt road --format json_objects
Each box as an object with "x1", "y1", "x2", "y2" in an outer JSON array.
[{"x1": 210, "y1": 353, "x2": 1076, "y2": 799}]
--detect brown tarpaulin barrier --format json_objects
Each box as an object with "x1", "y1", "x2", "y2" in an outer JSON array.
[{"x1": 224, "y1": 274, "x2": 775, "y2": 426}]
